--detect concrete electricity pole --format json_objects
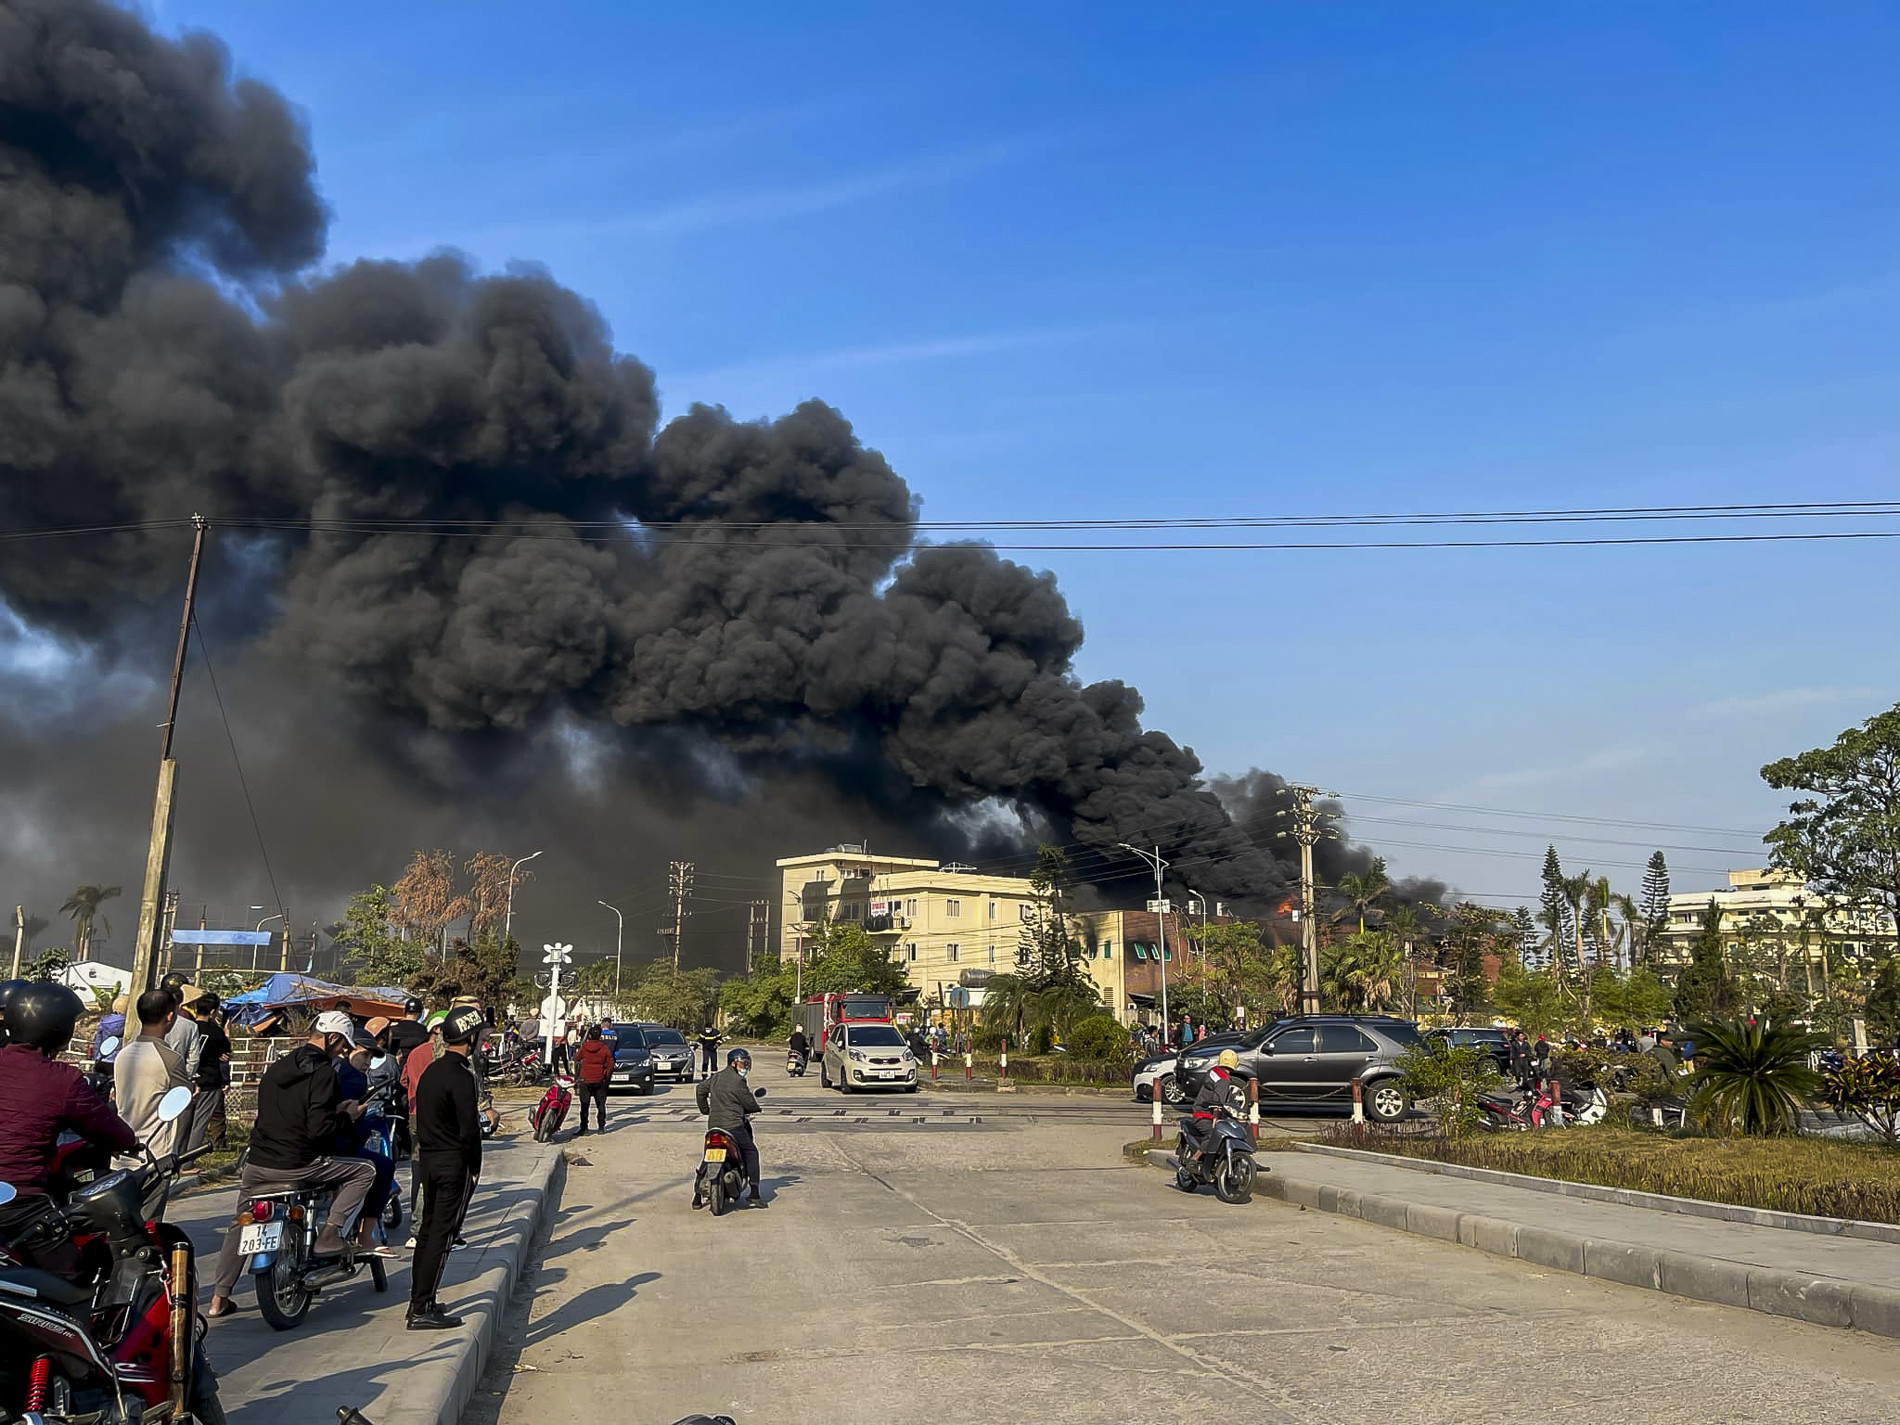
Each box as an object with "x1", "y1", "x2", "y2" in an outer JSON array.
[
  {"x1": 597, "y1": 900, "x2": 623, "y2": 994},
  {"x1": 1277, "y1": 784, "x2": 1330, "y2": 1015},
  {"x1": 746, "y1": 899, "x2": 768, "y2": 975},
  {"x1": 668, "y1": 861, "x2": 694, "y2": 970},
  {"x1": 1118, "y1": 843, "x2": 1170, "y2": 1029},
  {"x1": 130, "y1": 514, "x2": 209, "y2": 996},
  {"x1": 10, "y1": 905, "x2": 23, "y2": 980}
]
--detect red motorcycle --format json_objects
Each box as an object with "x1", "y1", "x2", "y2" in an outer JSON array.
[
  {"x1": 530, "y1": 1073, "x2": 575, "y2": 1142},
  {"x1": 0, "y1": 1084, "x2": 225, "y2": 1425}
]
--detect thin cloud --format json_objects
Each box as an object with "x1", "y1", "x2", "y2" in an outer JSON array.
[
  {"x1": 1689, "y1": 686, "x2": 1885, "y2": 721},
  {"x1": 1439, "y1": 744, "x2": 1654, "y2": 801},
  {"x1": 669, "y1": 323, "x2": 1127, "y2": 392}
]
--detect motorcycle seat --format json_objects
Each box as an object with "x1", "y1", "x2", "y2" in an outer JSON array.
[{"x1": 0, "y1": 1266, "x2": 94, "y2": 1308}]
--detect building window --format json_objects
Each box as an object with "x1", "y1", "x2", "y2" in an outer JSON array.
[
  {"x1": 948, "y1": 943, "x2": 960, "y2": 962},
  {"x1": 905, "y1": 898, "x2": 918, "y2": 918},
  {"x1": 988, "y1": 946, "x2": 996, "y2": 964},
  {"x1": 1019, "y1": 904, "x2": 1032, "y2": 922},
  {"x1": 988, "y1": 901, "x2": 997, "y2": 920},
  {"x1": 946, "y1": 899, "x2": 962, "y2": 918},
  {"x1": 841, "y1": 903, "x2": 861, "y2": 921},
  {"x1": 1101, "y1": 940, "x2": 1112, "y2": 960},
  {"x1": 906, "y1": 943, "x2": 917, "y2": 962}
]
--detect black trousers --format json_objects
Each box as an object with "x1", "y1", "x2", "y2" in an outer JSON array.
[
  {"x1": 411, "y1": 1154, "x2": 472, "y2": 1314},
  {"x1": 577, "y1": 1081, "x2": 608, "y2": 1131}
]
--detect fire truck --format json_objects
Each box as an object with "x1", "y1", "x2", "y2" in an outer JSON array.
[{"x1": 793, "y1": 991, "x2": 893, "y2": 1046}]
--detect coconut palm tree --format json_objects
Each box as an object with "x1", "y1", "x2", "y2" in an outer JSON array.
[
  {"x1": 1322, "y1": 932, "x2": 1402, "y2": 1012},
  {"x1": 1687, "y1": 1016, "x2": 1824, "y2": 1134},
  {"x1": 1332, "y1": 858, "x2": 1391, "y2": 935},
  {"x1": 60, "y1": 884, "x2": 121, "y2": 963},
  {"x1": 1560, "y1": 870, "x2": 1594, "y2": 976},
  {"x1": 1610, "y1": 892, "x2": 1643, "y2": 972}
]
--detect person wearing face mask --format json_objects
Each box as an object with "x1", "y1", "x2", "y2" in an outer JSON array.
[
  {"x1": 202, "y1": 1011, "x2": 377, "y2": 1319},
  {"x1": 693, "y1": 1047, "x2": 765, "y2": 1209}
]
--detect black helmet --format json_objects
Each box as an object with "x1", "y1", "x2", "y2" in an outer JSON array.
[
  {"x1": 726, "y1": 1047, "x2": 752, "y2": 1068},
  {"x1": 159, "y1": 971, "x2": 190, "y2": 995},
  {"x1": 6, "y1": 983, "x2": 85, "y2": 1054},
  {"x1": 404, "y1": 997, "x2": 424, "y2": 1016},
  {"x1": 0, "y1": 978, "x2": 31, "y2": 1020},
  {"x1": 441, "y1": 1004, "x2": 485, "y2": 1045}
]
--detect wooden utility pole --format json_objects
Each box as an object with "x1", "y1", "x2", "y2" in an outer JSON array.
[
  {"x1": 130, "y1": 515, "x2": 209, "y2": 997},
  {"x1": 667, "y1": 861, "x2": 694, "y2": 970}
]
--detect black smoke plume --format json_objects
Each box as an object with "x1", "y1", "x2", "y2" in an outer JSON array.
[{"x1": 0, "y1": 0, "x2": 1332, "y2": 959}]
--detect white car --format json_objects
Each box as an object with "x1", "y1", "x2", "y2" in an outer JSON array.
[
  {"x1": 820, "y1": 1022, "x2": 920, "y2": 1093},
  {"x1": 1132, "y1": 1054, "x2": 1186, "y2": 1106}
]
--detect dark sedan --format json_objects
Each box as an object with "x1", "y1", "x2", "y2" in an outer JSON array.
[{"x1": 605, "y1": 1022, "x2": 656, "y2": 1095}]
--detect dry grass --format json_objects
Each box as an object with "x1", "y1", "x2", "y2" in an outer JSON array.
[{"x1": 1319, "y1": 1124, "x2": 1900, "y2": 1224}]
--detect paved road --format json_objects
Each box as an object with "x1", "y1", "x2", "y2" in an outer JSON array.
[{"x1": 480, "y1": 1077, "x2": 1900, "y2": 1424}]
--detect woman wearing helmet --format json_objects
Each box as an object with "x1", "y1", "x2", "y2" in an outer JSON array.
[
  {"x1": 0, "y1": 983, "x2": 141, "y2": 1276},
  {"x1": 1182, "y1": 1048, "x2": 1245, "y2": 1165}
]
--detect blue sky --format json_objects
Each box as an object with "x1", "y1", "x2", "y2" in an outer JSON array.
[{"x1": 156, "y1": 0, "x2": 1900, "y2": 907}]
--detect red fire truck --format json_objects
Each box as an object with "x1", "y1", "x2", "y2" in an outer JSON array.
[{"x1": 793, "y1": 991, "x2": 893, "y2": 1045}]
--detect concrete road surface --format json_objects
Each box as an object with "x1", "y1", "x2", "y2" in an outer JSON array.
[{"x1": 477, "y1": 1077, "x2": 1900, "y2": 1425}]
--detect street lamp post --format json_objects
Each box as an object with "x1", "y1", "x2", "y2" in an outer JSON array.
[
  {"x1": 1119, "y1": 843, "x2": 1170, "y2": 1032},
  {"x1": 598, "y1": 900, "x2": 624, "y2": 995},
  {"x1": 503, "y1": 851, "x2": 543, "y2": 945}
]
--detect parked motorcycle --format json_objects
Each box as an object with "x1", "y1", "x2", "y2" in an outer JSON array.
[
  {"x1": 0, "y1": 1084, "x2": 225, "y2": 1425},
  {"x1": 1172, "y1": 1102, "x2": 1260, "y2": 1204},
  {"x1": 1478, "y1": 1079, "x2": 1610, "y2": 1131},
  {"x1": 694, "y1": 1089, "x2": 765, "y2": 1217},
  {"x1": 530, "y1": 1073, "x2": 574, "y2": 1143},
  {"x1": 236, "y1": 1174, "x2": 390, "y2": 1332}
]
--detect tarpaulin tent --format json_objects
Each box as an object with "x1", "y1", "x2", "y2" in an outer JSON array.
[{"x1": 221, "y1": 974, "x2": 409, "y2": 1029}]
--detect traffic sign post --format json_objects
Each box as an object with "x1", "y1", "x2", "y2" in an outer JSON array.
[{"x1": 542, "y1": 943, "x2": 572, "y2": 1068}]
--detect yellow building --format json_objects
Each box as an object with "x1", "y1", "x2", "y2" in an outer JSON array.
[{"x1": 1657, "y1": 867, "x2": 1897, "y2": 977}]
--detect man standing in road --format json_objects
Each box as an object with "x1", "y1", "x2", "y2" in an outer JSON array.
[
  {"x1": 158, "y1": 973, "x2": 203, "y2": 1084},
  {"x1": 409, "y1": 1003, "x2": 486, "y2": 1330},
  {"x1": 695, "y1": 1023, "x2": 723, "y2": 1079},
  {"x1": 114, "y1": 989, "x2": 190, "y2": 1163},
  {"x1": 203, "y1": 1011, "x2": 377, "y2": 1319},
  {"x1": 574, "y1": 1025, "x2": 613, "y2": 1135}
]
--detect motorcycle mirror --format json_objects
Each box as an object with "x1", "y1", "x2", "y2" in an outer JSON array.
[
  {"x1": 0, "y1": 1182, "x2": 15, "y2": 1207},
  {"x1": 753, "y1": 1088, "x2": 767, "y2": 1099},
  {"x1": 156, "y1": 1084, "x2": 194, "y2": 1123},
  {"x1": 98, "y1": 1035, "x2": 121, "y2": 1059}
]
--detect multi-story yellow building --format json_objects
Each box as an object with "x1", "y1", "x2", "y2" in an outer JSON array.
[{"x1": 1656, "y1": 867, "x2": 1897, "y2": 976}]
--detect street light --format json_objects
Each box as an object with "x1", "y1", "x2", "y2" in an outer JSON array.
[
  {"x1": 598, "y1": 900, "x2": 623, "y2": 995},
  {"x1": 1118, "y1": 843, "x2": 1170, "y2": 1032},
  {"x1": 503, "y1": 851, "x2": 543, "y2": 944},
  {"x1": 255, "y1": 913, "x2": 286, "y2": 933}
]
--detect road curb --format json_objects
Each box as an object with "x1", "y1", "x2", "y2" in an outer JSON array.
[
  {"x1": 1144, "y1": 1152, "x2": 1900, "y2": 1339},
  {"x1": 372, "y1": 1146, "x2": 568, "y2": 1425}
]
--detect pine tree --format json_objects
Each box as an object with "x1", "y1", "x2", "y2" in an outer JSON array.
[
  {"x1": 1538, "y1": 846, "x2": 1571, "y2": 974},
  {"x1": 1512, "y1": 906, "x2": 1537, "y2": 967},
  {"x1": 1639, "y1": 851, "x2": 1671, "y2": 966},
  {"x1": 1672, "y1": 899, "x2": 1739, "y2": 1019}
]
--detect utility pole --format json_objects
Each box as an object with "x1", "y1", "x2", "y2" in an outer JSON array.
[
  {"x1": 668, "y1": 861, "x2": 694, "y2": 970},
  {"x1": 747, "y1": 899, "x2": 768, "y2": 976},
  {"x1": 1118, "y1": 843, "x2": 1170, "y2": 1030},
  {"x1": 1278, "y1": 784, "x2": 1328, "y2": 1015},
  {"x1": 10, "y1": 905, "x2": 23, "y2": 980},
  {"x1": 130, "y1": 515, "x2": 209, "y2": 997},
  {"x1": 597, "y1": 900, "x2": 623, "y2": 994}
]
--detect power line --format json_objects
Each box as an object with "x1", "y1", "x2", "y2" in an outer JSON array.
[{"x1": 188, "y1": 612, "x2": 285, "y2": 919}]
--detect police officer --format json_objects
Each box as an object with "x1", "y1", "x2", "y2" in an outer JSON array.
[{"x1": 408, "y1": 1002, "x2": 484, "y2": 1330}]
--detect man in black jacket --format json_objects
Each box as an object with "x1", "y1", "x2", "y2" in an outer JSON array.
[
  {"x1": 408, "y1": 1003, "x2": 485, "y2": 1330},
  {"x1": 204, "y1": 1012, "x2": 377, "y2": 1318},
  {"x1": 694, "y1": 1047, "x2": 765, "y2": 1208}
]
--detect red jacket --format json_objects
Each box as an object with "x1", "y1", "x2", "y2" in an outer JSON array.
[
  {"x1": 0, "y1": 1044, "x2": 139, "y2": 1198},
  {"x1": 575, "y1": 1039, "x2": 615, "y2": 1085}
]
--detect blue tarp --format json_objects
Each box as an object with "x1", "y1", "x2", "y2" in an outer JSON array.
[{"x1": 222, "y1": 974, "x2": 409, "y2": 1027}]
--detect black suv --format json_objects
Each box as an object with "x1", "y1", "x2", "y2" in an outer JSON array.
[
  {"x1": 1174, "y1": 1015, "x2": 1423, "y2": 1123},
  {"x1": 1427, "y1": 1026, "x2": 1512, "y2": 1074}
]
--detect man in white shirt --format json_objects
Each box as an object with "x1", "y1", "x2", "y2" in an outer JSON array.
[{"x1": 115, "y1": 989, "x2": 191, "y2": 1214}]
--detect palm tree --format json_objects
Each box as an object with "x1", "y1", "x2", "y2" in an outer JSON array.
[
  {"x1": 1322, "y1": 932, "x2": 1402, "y2": 1013},
  {"x1": 1560, "y1": 870, "x2": 1594, "y2": 976},
  {"x1": 1610, "y1": 892, "x2": 1642, "y2": 972},
  {"x1": 60, "y1": 884, "x2": 121, "y2": 963},
  {"x1": 1687, "y1": 1016, "x2": 1824, "y2": 1134},
  {"x1": 980, "y1": 974, "x2": 1100, "y2": 1052},
  {"x1": 1333, "y1": 857, "x2": 1391, "y2": 935}
]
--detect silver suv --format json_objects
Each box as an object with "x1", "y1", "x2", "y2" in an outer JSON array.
[
  {"x1": 820, "y1": 1022, "x2": 919, "y2": 1094},
  {"x1": 1176, "y1": 1015, "x2": 1422, "y2": 1123}
]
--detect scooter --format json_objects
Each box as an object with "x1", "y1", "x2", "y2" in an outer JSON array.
[
  {"x1": 530, "y1": 1073, "x2": 574, "y2": 1142},
  {"x1": 693, "y1": 1089, "x2": 765, "y2": 1217},
  {"x1": 236, "y1": 1155, "x2": 394, "y2": 1332},
  {"x1": 1172, "y1": 1101, "x2": 1261, "y2": 1204},
  {"x1": 785, "y1": 1048, "x2": 807, "y2": 1077},
  {"x1": 0, "y1": 1084, "x2": 225, "y2": 1425}
]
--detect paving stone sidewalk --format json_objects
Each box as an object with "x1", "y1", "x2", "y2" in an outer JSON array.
[
  {"x1": 169, "y1": 1135, "x2": 564, "y2": 1425},
  {"x1": 1158, "y1": 1144, "x2": 1900, "y2": 1337}
]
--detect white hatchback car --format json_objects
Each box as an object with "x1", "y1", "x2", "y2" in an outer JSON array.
[{"x1": 821, "y1": 1022, "x2": 919, "y2": 1093}]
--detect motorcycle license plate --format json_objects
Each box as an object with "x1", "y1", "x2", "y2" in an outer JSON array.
[
  {"x1": 239, "y1": 1221, "x2": 285, "y2": 1255},
  {"x1": 702, "y1": 1147, "x2": 727, "y2": 1163}
]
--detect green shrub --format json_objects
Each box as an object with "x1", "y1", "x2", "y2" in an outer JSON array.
[
  {"x1": 1821, "y1": 1052, "x2": 1900, "y2": 1144},
  {"x1": 1065, "y1": 1016, "x2": 1131, "y2": 1060},
  {"x1": 1394, "y1": 1041, "x2": 1499, "y2": 1137},
  {"x1": 1686, "y1": 1016, "x2": 1824, "y2": 1135}
]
